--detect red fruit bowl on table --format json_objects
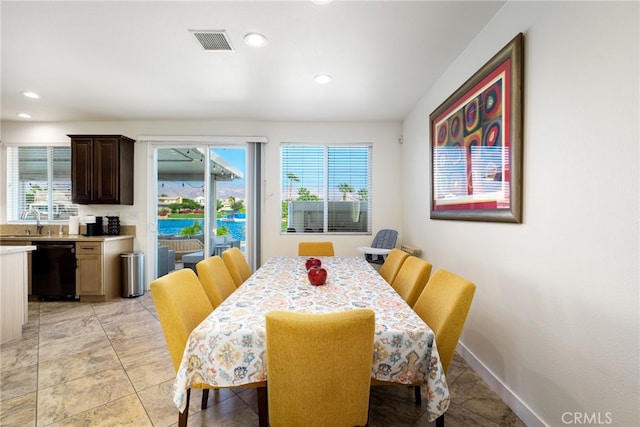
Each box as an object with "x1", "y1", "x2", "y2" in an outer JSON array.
[{"x1": 307, "y1": 266, "x2": 327, "y2": 286}]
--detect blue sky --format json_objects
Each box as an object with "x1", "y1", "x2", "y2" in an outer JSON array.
[
  {"x1": 212, "y1": 148, "x2": 245, "y2": 199},
  {"x1": 213, "y1": 148, "x2": 245, "y2": 177}
]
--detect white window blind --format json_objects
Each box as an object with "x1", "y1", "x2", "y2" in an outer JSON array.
[
  {"x1": 6, "y1": 146, "x2": 78, "y2": 222},
  {"x1": 281, "y1": 144, "x2": 371, "y2": 234}
]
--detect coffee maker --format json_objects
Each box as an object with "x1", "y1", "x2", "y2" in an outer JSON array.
[{"x1": 85, "y1": 216, "x2": 103, "y2": 236}]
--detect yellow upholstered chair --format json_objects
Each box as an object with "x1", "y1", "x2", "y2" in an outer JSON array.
[
  {"x1": 196, "y1": 255, "x2": 237, "y2": 308},
  {"x1": 390, "y1": 256, "x2": 433, "y2": 307},
  {"x1": 298, "y1": 241, "x2": 335, "y2": 256},
  {"x1": 412, "y1": 269, "x2": 476, "y2": 425},
  {"x1": 150, "y1": 268, "x2": 214, "y2": 426},
  {"x1": 221, "y1": 247, "x2": 251, "y2": 287},
  {"x1": 379, "y1": 248, "x2": 410, "y2": 284},
  {"x1": 266, "y1": 309, "x2": 375, "y2": 427}
]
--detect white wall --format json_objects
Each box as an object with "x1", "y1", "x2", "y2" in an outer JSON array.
[
  {"x1": 1, "y1": 119, "x2": 403, "y2": 281},
  {"x1": 402, "y1": 2, "x2": 639, "y2": 426},
  {"x1": 3, "y1": 2, "x2": 637, "y2": 423}
]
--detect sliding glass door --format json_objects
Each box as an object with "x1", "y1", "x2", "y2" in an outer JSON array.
[{"x1": 154, "y1": 146, "x2": 247, "y2": 278}]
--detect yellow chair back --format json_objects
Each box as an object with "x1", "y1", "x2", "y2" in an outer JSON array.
[
  {"x1": 196, "y1": 255, "x2": 237, "y2": 307},
  {"x1": 298, "y1": 241, "x2": 335, "y2": 256},
  {"x1": 413, "y1": 269, "x2": 476, "y2": 373},
  {"x1": 379, "y1": 248, "x2": 410, "y2": 284},
  {"x1": 391, "y1": 256, "x2": 433, "y2": 307},
  {"x1": 221, "y1": 247, "x2": 252, "y2": 287},
  {"x1": 150, "y1": 268, "x2": 213, "y2": 371},
  {"x1": 266, "y1": 309, "x2": 375, "y2": 427}
]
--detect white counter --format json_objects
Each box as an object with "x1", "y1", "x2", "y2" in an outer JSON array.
[
  {"x1": 1, "y1": 245, "x2": 37, "y2": 255},
  {"x1": 1, "y1": 245, "x2": 36, "y2": 343}
]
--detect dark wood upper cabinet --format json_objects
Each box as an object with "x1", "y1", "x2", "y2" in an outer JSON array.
[{"x1": 69, "y1": 135, "x2": 135, "y2": 205}]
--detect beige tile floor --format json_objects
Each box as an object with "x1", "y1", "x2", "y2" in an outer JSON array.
[{"x1": 1, "y1": 294, "x2": 525, "y2": 426}]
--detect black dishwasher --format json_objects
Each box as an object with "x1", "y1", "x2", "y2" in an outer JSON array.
[{"x1": 31, "y1": 242, "x2": 78, "y2": 300}]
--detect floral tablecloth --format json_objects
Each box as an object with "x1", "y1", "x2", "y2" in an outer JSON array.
[{"x1": 173, "y1": 256, "x2": 450, "y2": 421}]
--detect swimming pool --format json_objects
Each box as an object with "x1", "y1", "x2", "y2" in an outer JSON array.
[{"x1": 158, "y1": 218, "x2": 245, "y2": 241}]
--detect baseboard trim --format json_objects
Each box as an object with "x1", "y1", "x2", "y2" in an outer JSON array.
[{"x1": 456, "y1": 342, "x2": 547, "y2": 427}]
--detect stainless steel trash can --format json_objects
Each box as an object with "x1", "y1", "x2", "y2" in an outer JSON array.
[{"x1": 121, "y1": 252, "x2": 144, "y2": 298}]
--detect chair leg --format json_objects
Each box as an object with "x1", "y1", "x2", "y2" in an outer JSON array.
[
  {"x1": 201, "y1": 388, "x2": 209, "y2": 410},
  {"x1": 257, "y1": 387, "x2": 268, "y2": 427},
  {"x1": 179, "y1": 388, "x2": 191, "y2": 427},
  {"x1": 414, "y1": 385, "x2": 421, "y2": 405},
  {"x1": 435, "y1": 414, "x2": 445, "y2": 427}
]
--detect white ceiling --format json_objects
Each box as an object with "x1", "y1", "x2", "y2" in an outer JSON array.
[{"x1": 1, "y1": 1, "x2": 505, "y2": 123}]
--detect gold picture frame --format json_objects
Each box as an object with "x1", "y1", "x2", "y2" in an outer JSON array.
[{"x1": 430, "y1": 33, "x2": 524, "y2": 223}]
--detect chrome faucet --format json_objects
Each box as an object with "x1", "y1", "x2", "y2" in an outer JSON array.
[{"x1": 21, "y1": 207, "x2": 43, "y2": 235}]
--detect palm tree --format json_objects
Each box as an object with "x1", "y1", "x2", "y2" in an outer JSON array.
[
  {"x1": 297, "y1": 187, "x2": 320, "y2": 201},
  {"x1": 338, "y1": 183, "x2": 355, "y2": 200},
  {"x1": 231, "y1": 198, "x2": 245, "y2": 212},
  {"x1": 287, "y1": 173, "x2": 300, "y2": 201}
]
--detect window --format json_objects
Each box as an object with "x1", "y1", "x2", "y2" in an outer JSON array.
[
  {"x1": 281, "y1": 144, "x2": 371, "y2": 234},
  {"x1": 6, "y1": 146, "x2": 78, "y2": 222}
]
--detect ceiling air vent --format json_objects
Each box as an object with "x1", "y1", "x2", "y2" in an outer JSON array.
[{"x1": 191, "y1": 30, "x2": 233, "y2": 52}]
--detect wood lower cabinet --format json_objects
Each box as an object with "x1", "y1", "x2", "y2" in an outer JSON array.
[
  {"x1": 76, "y1": 238, "x2": 134, "y2": 302},
  {"x1": 1, "y1": 236, "x2": 134, "y2": 302},
  {"x1": 76, "y1": 242, "x2": 103, "y2": 296}
]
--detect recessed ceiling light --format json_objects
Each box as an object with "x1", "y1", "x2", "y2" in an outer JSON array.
[
  {"x1": 17, "y1": 113, "x2": 32, "y2": 119},
  {"x1": 244, "y1": 33, "x2": 267, "y2": 48},
  {"x1": 312, "y1": 0, "x2": 333, "y2": 4},
  {"x1": 21, "y1": 91, "x2": 40, "y2": 99},
  {"x1": 314, "y1": 74, "x2": 332, "y2": 84}
]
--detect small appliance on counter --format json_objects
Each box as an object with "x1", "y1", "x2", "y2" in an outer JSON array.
[
  {"x1": 106, "y1": 216, "x2": 120, "y2": 235},
  {"x1": 84, "y1": 215, "x2": 103, "y2": 236},
  {"x1": 69, "y1": 215, "x2": 80, "y2": 235}
]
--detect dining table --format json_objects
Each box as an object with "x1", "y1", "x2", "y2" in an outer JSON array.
[{"x1": 173, "y1": 255, "x2": 450, "y2": 423}]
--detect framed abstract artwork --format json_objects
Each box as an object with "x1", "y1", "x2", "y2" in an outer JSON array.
[{"x1": 429, "y1": 33, "x2": 524, "y2": 223}]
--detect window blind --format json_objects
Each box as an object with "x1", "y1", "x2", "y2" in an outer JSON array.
[
  {"x1": 281, "y1": 144, "x2": 371, "y2": 234},
  {"x1": 6, "y1": 146, "x2": 78, "y2": 222}
]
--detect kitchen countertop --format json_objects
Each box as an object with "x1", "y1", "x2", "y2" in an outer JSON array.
[
  {"x1": 0, "y1": 235, "x2": 134, "y2": 242},
  {"x1": 0, "y1": 245, "x2": 37, "y2": 254}
]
